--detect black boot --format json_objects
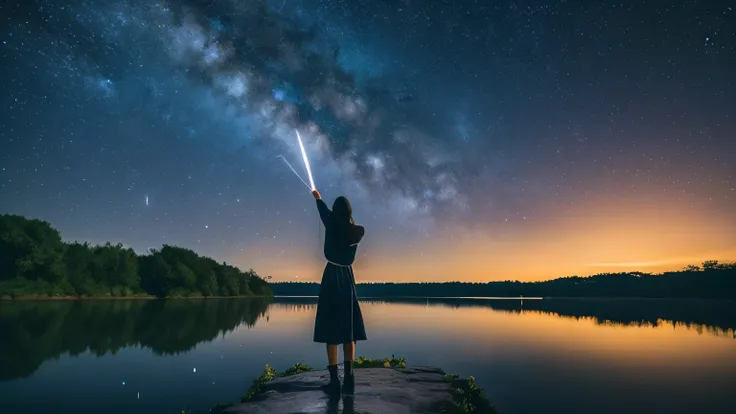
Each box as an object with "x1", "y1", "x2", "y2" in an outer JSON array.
[
  {"x1": 321, "y1": 364, "x2": 341, "y2": 397},
  {"x1": 343, "y1": 360, "x2": 355, "y2": 394}
]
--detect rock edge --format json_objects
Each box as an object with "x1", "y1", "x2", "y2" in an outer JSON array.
[{"x1": 222, "y1": 366, "x2": 496, "y2": 414}]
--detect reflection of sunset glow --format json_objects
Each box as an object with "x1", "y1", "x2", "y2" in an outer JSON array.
[
  {"x1": 523, "y1": 312, "x2": 736, "y2": 341},
  {"x1": 225, "y1": 301, "x2": 736, "y2": 413},
  {"x1": 234, "y1": 302, "x2": 736, "y2": 359}
]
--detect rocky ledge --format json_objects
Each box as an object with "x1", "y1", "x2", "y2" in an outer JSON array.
[{"x1": 213, "y1": 358, "x2": 497, "y2": 414}]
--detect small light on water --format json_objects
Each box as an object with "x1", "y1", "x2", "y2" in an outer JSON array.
[
  {"x1": 193, "y1": 368, "x2": 197, "y2": 373},
  {"x1": 137, "y1": 392, "x2": 140, "y2": 399},
  {"x1": 122, "y1": 381, "x2": 126, "y2": 385}
]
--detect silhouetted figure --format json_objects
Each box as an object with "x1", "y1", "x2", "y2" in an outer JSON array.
[{"x1": 311, "y1": 189, "x2": 366, "y2": 396}]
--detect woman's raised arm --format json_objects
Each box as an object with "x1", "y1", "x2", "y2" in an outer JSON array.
[{"x1": 312, "y1": 189, "x2": 331, "y2": 226}]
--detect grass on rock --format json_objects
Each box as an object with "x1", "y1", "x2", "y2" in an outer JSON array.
[{"x1": 211, "y1": 357, "x2": 497, "y2": 414}]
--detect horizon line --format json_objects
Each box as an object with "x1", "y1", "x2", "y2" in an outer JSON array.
[{"x1": 271, "y1": 260, "x2": 736, "y2": 284}]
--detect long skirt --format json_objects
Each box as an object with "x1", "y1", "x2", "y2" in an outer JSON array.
[{"x1": 313, "y1": 262, "x2": 367, "y2": 344}]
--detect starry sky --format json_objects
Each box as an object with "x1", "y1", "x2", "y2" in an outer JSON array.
[{"x1": 1, "y1": 0, "x2": 734, "y2": 282}]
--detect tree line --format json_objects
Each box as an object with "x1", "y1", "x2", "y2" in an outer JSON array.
[
  {"x1": 271, "y1": 261, "x2": 736, "y2": 299},
  {"x1": 0, "y1": 214, "x2": 272, "y2": 299}
]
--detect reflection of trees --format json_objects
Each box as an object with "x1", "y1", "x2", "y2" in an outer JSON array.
[
  {"x1": 0, "y1": 298, "x2": 270, "y2": 382},
  {"x1": 273, "y1": 296, "x2": 736, "y2": 338},
  {"x1": 270, "y1": 297, "x2": 318, "y2": 313},
  {"x1": 366, "y1": 297, "x2": 736, "y2": 339}
]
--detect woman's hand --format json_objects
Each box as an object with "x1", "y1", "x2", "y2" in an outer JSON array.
[{"x1": 312, "y1": 189, "x2": 321, "y2": 199}]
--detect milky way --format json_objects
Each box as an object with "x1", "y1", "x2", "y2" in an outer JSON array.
[
  {"x1": 5, "y1": 0, "x2": 473, "y2": 218},
  {"x1": 1, "y1": 0, "x2": 734, "y2": 281}
]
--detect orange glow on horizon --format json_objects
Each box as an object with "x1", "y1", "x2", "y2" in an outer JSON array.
[{"x1": 233, "y1": 192, "x2": 736, "y2": 282}]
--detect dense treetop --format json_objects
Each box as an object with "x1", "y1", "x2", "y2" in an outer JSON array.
[{"x1": 0, "y1": 214, "x2": 271, "y2": 299}]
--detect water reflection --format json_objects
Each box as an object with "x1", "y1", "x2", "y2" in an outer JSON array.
[
  {"x1": 1, "y1": 297, "x2": 735, "y2": 414},
  {"x1": 269, "y1": 297, "x2": 736, "y2": 414},
  {"x1": 0, "y1": 298, "x2": 270, "y2": 381},
  {"x1": 275, "y1": 297, "x2": 736, "y2": 340}
]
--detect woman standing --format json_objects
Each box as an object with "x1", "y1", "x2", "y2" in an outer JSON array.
[{"x1": 311, "y1": 189, "x2": 367, "y2": 395}]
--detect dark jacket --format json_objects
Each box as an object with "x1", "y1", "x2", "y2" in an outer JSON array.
[{"x1": 316, "y1": 199, "x2": 365, "y2": 266}]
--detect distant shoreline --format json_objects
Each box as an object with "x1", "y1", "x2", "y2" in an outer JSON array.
[
  {"x1": 274, "y1": 295, "x2": 735, "y2": 301},
  {"x1": 275, "y1": 295, "x2": 544, "y2": 300},
  {"x1": 269, "y1": 264, "x2": 736, "y2": 300}
]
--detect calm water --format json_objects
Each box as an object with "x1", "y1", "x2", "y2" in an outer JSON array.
[{"x1": 1, "y1": 298, "x2": 735, "y2": 414}]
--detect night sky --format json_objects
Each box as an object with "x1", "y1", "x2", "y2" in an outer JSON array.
[{"x1": 1, "y1": 0, "x2": 734, "y2": 282}]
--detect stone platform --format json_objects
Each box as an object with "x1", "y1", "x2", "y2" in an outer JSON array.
[{"x1": 222, "y1": 366, "x2": 464, "y2": 414}]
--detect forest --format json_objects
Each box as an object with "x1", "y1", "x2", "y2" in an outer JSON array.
[
  {"x1": 0, "y1": 214, "x2": 272, "y2": 299},
  {"x1": 272, "y1": 261, "x2": 736, "y2": 299}
]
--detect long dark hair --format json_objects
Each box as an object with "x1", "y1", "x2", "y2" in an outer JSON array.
[
  {"x1": 330, "y1": 196, "x2": 354, "y2": 225},
  {"x1": 329, "y1": 196, "x2": 362, "y2": 245}
]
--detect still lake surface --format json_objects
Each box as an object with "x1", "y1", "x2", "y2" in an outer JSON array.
[{"x1": 1, "y1": 297, "x2": 735, "y2": 414}]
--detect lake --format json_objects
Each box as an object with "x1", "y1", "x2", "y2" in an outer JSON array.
[{"x1": 1, "y1": 297, "x2": 735, "y2": 414}]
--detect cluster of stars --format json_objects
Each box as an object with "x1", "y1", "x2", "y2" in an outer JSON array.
[{"x1": 0, "y1": 0, "x2": 733, "y2": 280}]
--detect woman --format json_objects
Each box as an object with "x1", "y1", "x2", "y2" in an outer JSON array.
[{"x1": 311, "y1": 189, "x2": 367, "y2": 395}]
